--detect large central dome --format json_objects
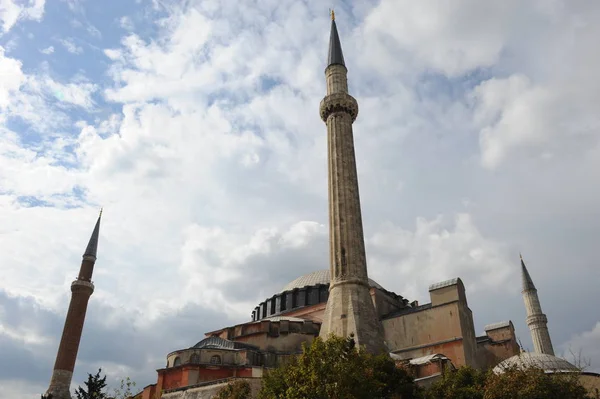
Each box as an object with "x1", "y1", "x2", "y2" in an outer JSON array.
[{"x1": 281, "y1": 269, "x2": 384, "y2": 292}]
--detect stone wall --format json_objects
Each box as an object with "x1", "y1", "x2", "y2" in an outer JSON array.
[
  {"x1": 476, "y1": 322, "x2": 520, "y2": 370},
  {"x1": 161, "y1": 378, "x2": 262, "y2": 399},
  {"x1": 383, "y1": 278, "x2": 479, "y2": 368}
]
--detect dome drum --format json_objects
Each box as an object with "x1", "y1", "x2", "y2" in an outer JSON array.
[
  {"x1": 252, "y1": 270, "x2": 407, "y2": 322},
  {"x1": 252, "y1": 284, "x2": 329, "y2": 321}
]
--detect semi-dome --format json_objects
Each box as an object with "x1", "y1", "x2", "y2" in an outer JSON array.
[
  {"x1": 281, "y1": 269, "x2": 384, "y2": 292},
  {"x1": 493, "y1": 352, "x2": 579, "y2": 374}
]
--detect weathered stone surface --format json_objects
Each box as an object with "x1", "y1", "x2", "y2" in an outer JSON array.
[
  {"x1": 320, "y1": 282, "x2": 387, "y2": 354},
  {"x1": 522, "y1": 260, "x2": 555, "y2": 356},
  {"x1": 524, "y1": 289, "x2": 555, "y2": 355},
  {"x1": 162, "y1": 378, "x2": 262, "y2": 399},
  {"x1": 45, "y1": 369, "x2": 73, "y2": 399},
  {"x1": 318, "y1": 60, "x2": 387, "y2": 354}
]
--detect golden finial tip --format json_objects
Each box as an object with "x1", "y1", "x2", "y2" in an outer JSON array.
[
  {"x1": 519, "y1": 252, "x2": 523, "y2": 260},
  {"x1": 331, "y1": 9, "x2": 335, "y2": 21},
  {"x1": 99, "y1": 207, "x2": 103, "y2": 217}
]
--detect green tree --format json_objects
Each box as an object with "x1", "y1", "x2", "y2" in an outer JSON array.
[
  {"x1": 258, "y1": 335, "x2": 418, "y2": 399},
  {"x1": 74, "y1": 369, "x2": 108, "y2": 399},
  {"x1": 212, "y1": 379, "x2": 252, "y2": 399},
  {"x1": 484, "y1": 366, "x2": 590, "y2": 399},
  {"x1": 420, "y1": 366, "x2": 486, "y2": 399},
  {"x1": 421, "y1": 365, "x2": 591, "y2": 399}
]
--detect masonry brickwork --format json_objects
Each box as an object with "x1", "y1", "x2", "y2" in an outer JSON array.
[{"x1": 45, "y1": 214, "x2": 101, "y2": 399}]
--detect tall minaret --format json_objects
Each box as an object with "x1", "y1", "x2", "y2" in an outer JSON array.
[
  {"x1": 318, "y1": 11, "x2": 387, "y2": 354},
  {"x1": 521, "y1": 254, "x2": 555, "y2": 355},
  {"x1": 45, "y1": 211, "x2": 102, "y2": 399}
]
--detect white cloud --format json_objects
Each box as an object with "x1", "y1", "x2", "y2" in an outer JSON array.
[
  {"x1": 39, "y1": 45, "x2": 54, "y2": 54},
  {"x1": 2, "y1": 0, "x2": 600, "y2": 394},
  {"x1": 0, "y1": 0, "x2": 45, "y2": 33},
  {"x1": 59, "y1": 37, "x2": 83, "y2": 54},
  {"x1": 0, "y1": 46, "x2": 25, "y2": 108},
  {"x1": 361, "y1": 0, "x2": 516, "y2": 77},
  {"x1": 118, "y1": 15, "x2": 134, "y2": 30},
  {"x1": 562, "y1": 322, "x2": 600, "y2": 372},
  {"x1": 367, "y1": 214, "x2": 513, "y2": 300}
]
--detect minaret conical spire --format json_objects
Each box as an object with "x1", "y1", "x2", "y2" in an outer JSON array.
[
  {"x1": 520, "y1": 253, "x2": 536, "y2": 292},
  {"x1": 327, "y1": 10, "x2": 346, "y2": 69},
  {"x1": 83, "y1": 208, "x2": 102, "y2": 259},
  {"x1": 520, "y1": 254, "x2": 555, "y2": 356}
]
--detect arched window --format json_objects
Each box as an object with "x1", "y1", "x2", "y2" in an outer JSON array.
[
  {"x1": 173, "y1": 356, "x2": 181, "y2": 367},
  {"x1": 190, "y1": 353, "x2": 199, "y2": 364},
  {"x1": 210, "y1": 355, "x2": 221, "y2": 365}
]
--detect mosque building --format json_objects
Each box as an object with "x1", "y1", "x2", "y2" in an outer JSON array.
[
  {"x1": 135, "y1": 15, "x2": 521, "y2": 399},
  {"x1": 43, "y1": 13, "x2": 598, "y2": 399}
]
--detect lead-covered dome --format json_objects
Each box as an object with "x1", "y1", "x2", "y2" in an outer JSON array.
[
  {"x1": 281, "y1": 269, "x2": 384, "y2": 292},
  {"x1": 493, "y1": 352, "x2": 579, "y2": 374}
]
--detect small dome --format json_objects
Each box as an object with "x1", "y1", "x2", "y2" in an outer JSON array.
[
  {"x1": 281, "y1": 269, "x2": 384, "y2": 292},
  {"x1": 493, "y1": 352, "x2": 579, "y2": 374}
]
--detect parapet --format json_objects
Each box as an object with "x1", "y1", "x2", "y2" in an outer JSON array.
[{"x1": 428, "y1": 277, "x2": 466, "y2": 307}]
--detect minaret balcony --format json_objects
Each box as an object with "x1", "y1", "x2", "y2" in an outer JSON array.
[
  {"x1": 320, "y1": 93, "x2": 358, "y2": 122},
  {"x1": 71, "y1": 279, "x2": 95, "y2": 295}
]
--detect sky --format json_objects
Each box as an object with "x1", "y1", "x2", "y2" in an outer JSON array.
[{"x1": 1, "y1": 0, "x2": 600, "y2": 397}]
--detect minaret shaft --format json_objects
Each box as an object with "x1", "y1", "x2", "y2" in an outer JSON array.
[
  {"x1": 45, "y1": 214, "x2": 101, "y2": 399},
  {"x1": 523, "y1": 287, "x2": 554, "y2": 355},
  {"x1": 521, "y1": 256, "x2": 554, "y2": 356},
  {"x1": 318, "y1": 18, "x2": 386, "y2": 354}
]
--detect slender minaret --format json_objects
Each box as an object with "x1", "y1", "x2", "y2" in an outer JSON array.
[
  {"x1": 520, "y1": 254, "x2": 555, "y2": 356},
  {"x1": 318, "y1": 11, "x2": 387, "y2": 354},
  {"x1": 45, "y1": 211, "x2": 102, "y2": 399}
]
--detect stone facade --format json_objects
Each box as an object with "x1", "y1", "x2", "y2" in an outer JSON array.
[
  {"x1": 136, "y1": 272, "x2": 522, "y2": 398},
  {"x1": 477, "y1": 321, "x2": 521, "y2": 369},
  {"x1": 382, "y1": 278, "x2": 518, "y2": 370},
  {"x1": 133, "y1": 20, "x2": 522, "y2": 399}
]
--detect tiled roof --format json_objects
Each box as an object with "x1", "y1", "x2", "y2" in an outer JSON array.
[{"x1": 408, "y1": 354, "x2": 450, "y2": 366}]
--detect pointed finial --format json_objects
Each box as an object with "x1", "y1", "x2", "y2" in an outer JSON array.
[
  {"x1": 331, "y1": 9, "x2": 335, "y2": 21},
  {"x1": 520, "y1": 253, "x2": 536, "y2": 292},
  {"x1": 327, "y1": 9, "x2": 345, "y2": 68},
  {"x1": 83, "y1": 210, "x2": 102, "y2": 260}
]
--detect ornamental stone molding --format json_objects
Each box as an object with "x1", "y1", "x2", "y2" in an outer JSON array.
[
  {"x1": 71, "y1": 279, "x2": 95, "y2": 295},
  {"x1": 319, "y1": 92, "x2": 359, "y2": 122}
]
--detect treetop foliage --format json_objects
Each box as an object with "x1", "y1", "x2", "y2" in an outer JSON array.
[
  {"x1": 258, "y1": 335, "x2": 418, "y2": 399},
  {"x1": 74, "y1": 369, "x2": 107, "y2": 399},
  {"x1": 422, "y1": 365, "x2": 592, "y2": 399}
]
